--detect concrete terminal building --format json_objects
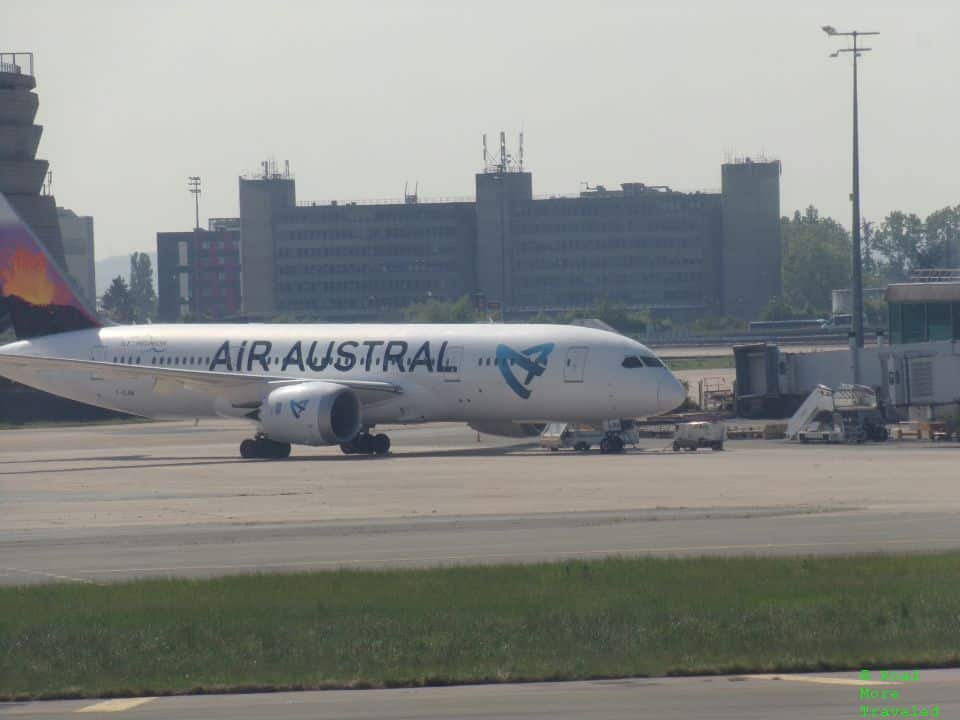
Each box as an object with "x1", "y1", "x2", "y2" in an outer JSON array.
[
  {"x1": 237, "y1": 155, "x2": 781, "y2": 322},
  {"x1": 56, "y1": 207, "x2": 96, "y2": 307},
  {"x1": 0, "y1": 52, "x2": 67, "y2": 269},
  {"x1": 157, "y1": 218, "x2": 242, "y2": 321}
]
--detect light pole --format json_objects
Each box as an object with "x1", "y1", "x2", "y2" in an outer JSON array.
[
  {"x1": 823, "y1": 25, "x2": 878, "y2": 384},
  {"x1": 188, "y1": 176, "x2": 201, "y2": 231}
]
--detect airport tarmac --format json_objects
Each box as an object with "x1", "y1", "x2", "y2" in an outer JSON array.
[
  {"x1": 5, "y1": 669, "x2": 959, "y2": 719},
  {"x1": 3, "y1": 419, "x2": 960, "y2": 585}
]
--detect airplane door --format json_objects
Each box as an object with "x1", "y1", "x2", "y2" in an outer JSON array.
[
  {"x1": 564, "y1": 346, "x2": 588, "y2": 382},
  {"x1": 443, "y1": 346, "x2": 463, "y2": 382},
  {"x1": 89, "y1": 345, "x2": 107, "y2": 381}
]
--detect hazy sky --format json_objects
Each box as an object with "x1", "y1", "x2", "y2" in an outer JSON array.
[{"x1": 3, "y1": 0, "x2": 957, "y2": 260}]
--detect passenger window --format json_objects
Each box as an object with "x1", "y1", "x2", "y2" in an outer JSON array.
[
  {"x1": 136, "y1": 357, "x2": 141, "y2": 364},
  {"x1": 174, "y1": 357, "x2": 180, "y2": 365},
  {"x1": 112, "y1": 356, "x2": 117, "y2": 363},
  {"x1": 622, "y1": 356, "x2": 644, "y2": 368}
]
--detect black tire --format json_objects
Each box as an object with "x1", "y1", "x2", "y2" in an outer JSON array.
[
  {"x1": 240, "y1": 439, "x2": 257, "y2": 459},
  {"x1": 340, "y1": 442, "x2": 355, "y2": 455},
  {"x1": 600, "y1": 438, "x2": 612, "y2": 454},
  {"x1": 672, "y1": 441, "x2": 680, "y2": 452},
  {"x1": 549, "y1": 447, "x2": 559, "y2": 452},
  {"x1": 373, "y1": 433, "x2": 391, "y2": 455},
  {"x1": 611, "y1": 436, "x2": 624, "y2": 453},
  {"x1": 711, "y1": 442, "x2": 723, "y2": 451},
  {"x1": 256, "y1": 438, "x2": 290, "y2": 459}
]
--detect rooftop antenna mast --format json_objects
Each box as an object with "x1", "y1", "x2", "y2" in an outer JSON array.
[
  {"x1": 404, "y1": 181, "x2": 419, "y2": 204},
  {"x1": 518, "y1": 132, "x2": 524, "y2": 172},
  {"x1": 188, "y1": 176, "x2": 201, "y2": 230},
  {"x1": 499, "y1": 131, "x2": 507, "y2": 173}
]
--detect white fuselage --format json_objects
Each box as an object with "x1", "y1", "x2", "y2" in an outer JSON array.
[{"x1": 0, "y1": 323, "x2": 685, "y2": 426}]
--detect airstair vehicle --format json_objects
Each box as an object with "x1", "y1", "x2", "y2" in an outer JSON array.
[{"x1": 786, "y1": 384, "x2": 888, "y2": 444}]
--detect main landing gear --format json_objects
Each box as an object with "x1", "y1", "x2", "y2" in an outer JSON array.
[
  {"x1": 340, "y1": 432, "x2": 391, "y2": 456},
  {"x1": 599, "y1": 434, "x2": 625, "y2": 454},
  {"x1": 240, "y1": 434, "x2": 292, "y2": 459}
]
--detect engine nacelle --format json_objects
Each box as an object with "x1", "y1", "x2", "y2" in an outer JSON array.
[
  {"x1": 468, "y1": 421, "x2": 545, "y2": 438},
  {"x1": 260, "y1": 382, "x2": 361, "y2": 446}
]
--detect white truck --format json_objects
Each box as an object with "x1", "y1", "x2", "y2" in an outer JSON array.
[{"x1": 672, "y1": 421, "x2": 726, "y2": 451}]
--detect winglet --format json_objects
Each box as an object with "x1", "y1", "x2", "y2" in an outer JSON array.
[{"x1": 0, "y1": 192, "x2": 101, "y2": 339}]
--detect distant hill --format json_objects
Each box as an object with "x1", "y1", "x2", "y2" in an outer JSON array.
[{"x1": 95, "y1": 252, "x2": 157, "y2": 296}]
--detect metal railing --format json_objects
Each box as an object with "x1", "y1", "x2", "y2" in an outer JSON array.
[
  {"x1": 0, "y1": 52, "x2": 34, "y2": 76},
  {"x1": 909, "y1": 268, "x2": 960, "y2": 282},
  {"x1": 296, "y1": 195, "x2": 473, "y2": 208}
]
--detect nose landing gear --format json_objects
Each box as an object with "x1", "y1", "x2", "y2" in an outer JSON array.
[
  {"x1": 240, "y1": 434, "x2": 292, "y2": 459},
  {"x1": 340, "y1": 432, "x2": 391, "y2": 456}
]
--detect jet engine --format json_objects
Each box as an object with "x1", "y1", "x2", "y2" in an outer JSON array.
[
  {"x1": 468, "y1": 421, "x2": 545, "y2": 438},
  {"x1": 260, "y1": 381, "x2": 361, "y2": 446}
]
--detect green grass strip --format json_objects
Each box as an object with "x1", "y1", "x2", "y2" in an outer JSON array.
[
  {"x1": 663, "y1": 355, "x2": 734, "y2": 371},
  {"x1": 3, "y1": 554, "x2": 960, "y2": 700}
]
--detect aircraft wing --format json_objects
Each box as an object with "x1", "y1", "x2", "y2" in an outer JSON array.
[{"x1": 0, "y1": 354, "x2": 402, "y2": 408}]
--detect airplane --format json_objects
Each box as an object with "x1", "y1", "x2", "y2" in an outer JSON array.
[{"x1": 0, "y1": 194, "x2": 686, "y2": 459}]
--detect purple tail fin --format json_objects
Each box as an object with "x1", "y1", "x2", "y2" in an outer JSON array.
[{"x1": 0, "y1": 193, "x2": 101, "y2": 339}]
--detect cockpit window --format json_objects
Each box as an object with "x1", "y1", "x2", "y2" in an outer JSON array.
[{"x1": 622, "y1": 355, "x2": 665, "y2": 368}]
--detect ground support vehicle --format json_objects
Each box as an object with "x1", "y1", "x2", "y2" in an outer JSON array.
[
  {"x1": 672, "y1": 421, "x2": 726, "y2": 451},
  {"x1": 540, "y1": 419, "x2": 640, "y2": 453},
  {"x1": 787, "y1": 384, "x2": 888, "y2": 444}
]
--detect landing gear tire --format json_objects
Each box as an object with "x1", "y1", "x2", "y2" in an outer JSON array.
[
  {"x1": 600, "y1": 435, "x2": 625, "y2": 454},
  {"x1": 341, "y1": 432, "x2": 391, "y2": 456},
  {"x1": 372, "y1": 433, "x2": 391, "y2": 455},
  {"x1": 240, "y1": 439, "x2": 258, "y2": 459},
  {"x1": 239, "y1": 436, "x2": 291, "y2": 460}
]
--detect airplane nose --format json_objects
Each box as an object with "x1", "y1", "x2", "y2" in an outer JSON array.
[{"x1": 658, "y1": 375, "x2": 686, "y2": 413}]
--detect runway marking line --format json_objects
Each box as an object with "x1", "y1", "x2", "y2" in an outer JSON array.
[
  {"x1": 63, "y1": 535, "x2": 960, "y2": 577},
  {"x1": 743, "y1": 674, "x2": 900, "y2": 687},
  {"x1": 76, "y1": 697, "x2": 156, "y2": 712},
  {"x1": 2, "y1": 567, "x2": 96, "y2": 584}
]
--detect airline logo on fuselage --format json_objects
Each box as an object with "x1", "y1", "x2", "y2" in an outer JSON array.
[
  {"x1": 495, "y1": 343, "x2": 555, "y2": 399},
  {"x1": 208, "y1": 339, "x2": 456, "y2": 374}
]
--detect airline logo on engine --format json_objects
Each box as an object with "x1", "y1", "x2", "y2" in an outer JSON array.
[
  {"x1": 495, "y1": 342, "x2": 555, "y2": 399},
  {"x1": 290, "y1": 399, "x2": 308, "y2": 419}
]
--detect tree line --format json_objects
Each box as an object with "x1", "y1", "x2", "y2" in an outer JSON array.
[
  {"x1": 765, "y1": 202, "x2": 960, "y2": 321},
  {"x1": 100, "y1": 252, "x2": 156, "y2": 323}
]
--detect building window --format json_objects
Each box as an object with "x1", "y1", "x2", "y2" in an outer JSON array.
[
  {"x1": 928, "y1": 302, "x2": 952, "y2": 342},
  {"x1": 901, "y1": 303, "x2": 926, "y2": 344}
]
